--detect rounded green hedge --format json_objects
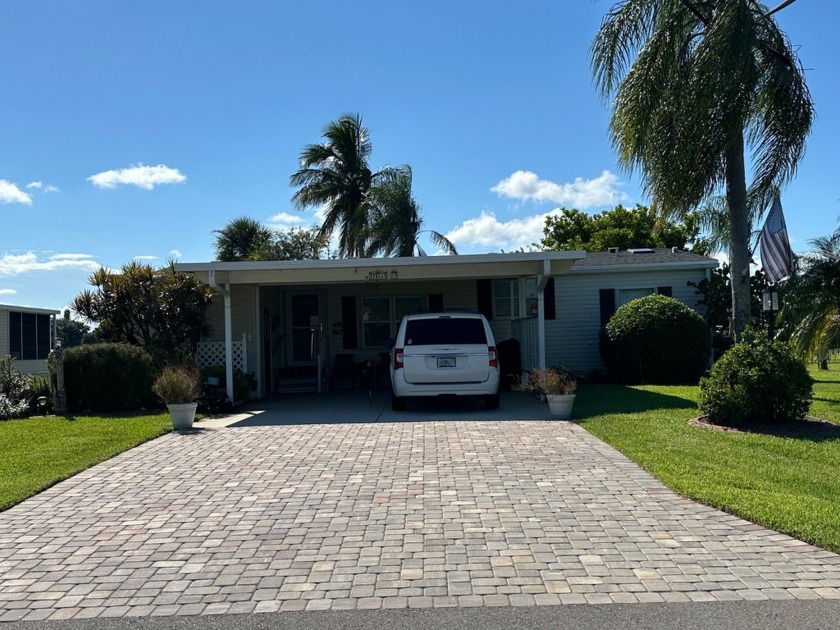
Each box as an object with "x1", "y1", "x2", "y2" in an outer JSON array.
[
  {"x1": 599, "y1": 294, "x2": 711, "y2": 384},
  {"x1": 699, "y1": 333, "x2": 813, "y2": 426}
]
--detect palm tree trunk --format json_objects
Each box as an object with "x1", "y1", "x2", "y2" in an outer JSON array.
[{"x1": 725, "y1": 133, "x2": 752, "y2": 342}]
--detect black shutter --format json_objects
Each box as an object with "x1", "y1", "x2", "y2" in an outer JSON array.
[
  {"x1": 543, "y1": 277, "x2": 556, "y2": 320},
  {"x1": 657, "y1": 286, "x2": 673, "y2": 297},
  {"x1": 477, "y1": 279, "x2": 493, "y2": 320},
  {"x1": 599, "y1": 289, "x2": 616, "y2": 326},
  {"x1": 428, "y1": 294, "x2": 443, "y2": 313},
  {"x1": 9, "y1": 312, "x2": 21, "y2": 359},
  {"x1": 341, "y1": 296, "x2": 358, "y2": 349}
]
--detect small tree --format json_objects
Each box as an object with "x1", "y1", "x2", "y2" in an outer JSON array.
[{"x1": 72, "y1": 261, "x2": 214, "y2": 359}]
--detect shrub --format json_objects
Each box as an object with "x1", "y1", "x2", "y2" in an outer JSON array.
[
  {"x1": 0, "y1": 355, "x2": 33, "y2": 401},
  {"x1": 153, "y1": 366, "x2": 201, "y2": 405},
  {"x1": 0, "y1": 394, "x2": 29, "y2": 420},
  {"x1": 200, "y1": 365, "x2": 256, "y2": 402},
  {"x1": 699, "y1": 332, "x2": 813, "y2": 426},
  {"x1": 63, "y1": 343, "x2": 155, "y2": 412},
  {"x1": 599, "y1": 294, "x2": 711, "y2": 384},
  {"x1": 528, "y1": 366, "x2": 577, "y2": 395}
]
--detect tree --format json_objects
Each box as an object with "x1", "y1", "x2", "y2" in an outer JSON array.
[
  {"x1": 778, "y1": 226, "x2": 840, "y2": 365},
  {"x1": 290, "y1": 113, "x2": 398, "y2": 258},
  {"x1": 72, "y1": 262, "x2": 214, "y2": 357},
  {"x1": 591, "y1": 0, "x2": 813, "y2": 339},
  {"x1": 214, "y1": 217, "x2": 273, "y2": 262},
  {"x1": 56, "y1": 312, "x2": 95, "y2": 347},
  {"x1": 540, "y1": 204, "x2": 699, "y2": 252},
  {"x1": 367, "y1": 168, "x2": 458, "y2": 257},
  {"x1": 253, "y1": 225, "x2": 332, "y2": 261}
]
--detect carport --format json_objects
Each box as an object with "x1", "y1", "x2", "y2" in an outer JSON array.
[{"x1": 176, "y1": 252, "x2": 584, "y2": 402}]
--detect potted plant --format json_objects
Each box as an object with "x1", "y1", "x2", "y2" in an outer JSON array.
[
  {"x1": 153, "y1": 365, "x2": 201, "y2": 430},
  {"x1": 529, "y1": 366, "x2": 577, "y2": 419}
]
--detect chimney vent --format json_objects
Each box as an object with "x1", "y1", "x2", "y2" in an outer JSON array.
[
  {"x1": 671, "y1": 246, "x2": 678, "y2": 255},
  {"x1": 607, "y1": 247, "x2": 619, "y2": 254}
]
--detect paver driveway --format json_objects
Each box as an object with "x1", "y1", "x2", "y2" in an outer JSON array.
[{"x1": 1, "y1": 420, "x2": 839, "y2": 622}]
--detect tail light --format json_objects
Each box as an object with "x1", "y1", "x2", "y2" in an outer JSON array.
[
  {"x1": 393, "y1": 348, "x2": 404, "y2": 371},
  {"x1": 488, "y1": 346, "x2": 498, "y2": 368}
]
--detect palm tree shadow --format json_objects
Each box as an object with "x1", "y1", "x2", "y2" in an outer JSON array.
[{"x1": 574, "y1": 385, "x2": 696, "y2": 418}]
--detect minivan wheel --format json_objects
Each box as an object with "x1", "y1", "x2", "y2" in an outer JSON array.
[
  {"x1": 392, "y1": 395, "x2": 406, "y2": 411},
  {"x1": 484, "y1": 393, "x2": 500, "y2": 410}
]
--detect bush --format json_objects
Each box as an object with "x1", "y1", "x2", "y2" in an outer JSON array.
[
  {"x1": 599, "y1": 294, "x2": 711, "y2": 384},
  {"x1": 153, "y1": 366, "x2": 201, "y2": 405},
  {"x1": 699, "y1": 332, "x2": 813, "y2": 426},
  {"x1": 200, "y1": 365, "x2": 256, "y2": 402},
  {"x1": 63, "y1": 343, "x2": 155, "y2": 413},
  {"x1": 0, "y1": 356, "x2": 33, "y2": 420},
  {"x1": 528, "y1": 366, "x2": 577, "y2": 395}
]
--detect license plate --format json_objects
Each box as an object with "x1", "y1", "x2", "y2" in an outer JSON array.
[{"x1": 437, "y1": 356, "x2": 456, "y2": 368}]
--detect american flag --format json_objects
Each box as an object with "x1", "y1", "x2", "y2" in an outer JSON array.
[{"x1": 759, "y1": 196, "x2": 792, "y2": 285}]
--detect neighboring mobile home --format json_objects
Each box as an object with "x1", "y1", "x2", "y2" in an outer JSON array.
[
  {"x1": 176, "y1": 248, "x2": 717, "y2": 401},
  {"x1": 0, "y1": 304, "x2": 60, "y2": 375}
]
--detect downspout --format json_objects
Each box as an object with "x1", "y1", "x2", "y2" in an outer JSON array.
[
  {"x1": 208, "y1": 269, "x2": 234, "y2": 403},
  {"x1": 536, "y1": 259, "x2": 550, "y2": 370}
]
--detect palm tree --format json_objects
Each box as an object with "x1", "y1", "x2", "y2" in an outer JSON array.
[
  {"x1": 290, "y1": 113, "x2": 397, "y2": 258},
  {"x1": 213, "y1": 217, "x2": 273, "y2": 262},
  {"x1": 367, "y1": 168, "x2": 458, "y2": 257},
  {"x1": 780, "y1": 226, "x2": 840, "y2": 365},
  {"x1": 591, "y1": 0, "x2": 813, "y2": 339}
]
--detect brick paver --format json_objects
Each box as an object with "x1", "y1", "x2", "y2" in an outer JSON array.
[{"x1": 1, "y1": 421, "x2": 839, "y2": 621}]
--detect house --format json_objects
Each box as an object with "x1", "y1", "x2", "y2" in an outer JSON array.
[
  {"x1": 0, "y1": 304, "x2": 60, "y2": 375},
  {"x1": 175, "y1": 248, "x2": 717, "y2": 400}
]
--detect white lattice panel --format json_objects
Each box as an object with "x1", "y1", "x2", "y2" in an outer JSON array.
[{"x1": 195, "y1": 339, "x2": 246, "y2": 372}]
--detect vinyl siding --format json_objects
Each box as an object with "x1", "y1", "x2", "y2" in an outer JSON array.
[
  {"x1": 204, "y1": 286, "x2": 257, "y2": 374},
  {"x1": 547, "y1": 268, "x2": 709, "y2": 375}
]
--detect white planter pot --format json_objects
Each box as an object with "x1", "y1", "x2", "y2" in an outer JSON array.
[
  {"x1": 546, "y1": 394, "x2": 575, "y2": 419},
  {"x1": 167, "y1": 402, "x2": 198, "y2": 430}
]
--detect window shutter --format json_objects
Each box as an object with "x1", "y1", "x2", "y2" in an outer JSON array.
[
  {"x1": 657, "y1": 286, "x2": 673, "y2": 297},
  {"x1": 599, "y1": 289, "x2": 616, "y2": 326},
  {"x1": 428, "y1": 294, "x2": 443, "y2": 313},
  {"x1": 341, "y1": 296, "x2": 358, "y2": 349},
  {"x1": 543, "y1": 277, "x2": 556, "y2": 320},
  {"x1": 477, "y1": 279, "x2": 493, "y2": 320}
]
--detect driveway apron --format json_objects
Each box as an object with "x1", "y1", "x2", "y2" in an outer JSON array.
[{"x1": 1, "y1": 420, "x2": 839, "y2": 622}]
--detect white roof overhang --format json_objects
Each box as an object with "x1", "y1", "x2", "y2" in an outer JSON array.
[
  {"x1": 0, "y1": 304, "x2": 60, "y2": 315},
  {"x1": 175, "y1": 251, "x2": 586, "y2": 286}
]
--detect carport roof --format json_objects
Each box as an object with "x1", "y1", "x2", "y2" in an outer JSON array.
[{"x1": 175, "y1": 251, "x2": 586, "y2": 286}]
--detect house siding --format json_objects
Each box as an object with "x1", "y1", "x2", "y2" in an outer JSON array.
[
  {"x1": 547, "y1": 268, "x2": 708, "y2": 375},
  {"x1": 205, "y1": 286, "x2": 257, "y2": 374}
]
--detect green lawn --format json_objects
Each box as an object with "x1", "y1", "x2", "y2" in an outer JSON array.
[
  {"x1": 575, "y1": 362, "x2": 840, "y2": 552},
  {"x1": 0, "y1": 413, "x2": 171, "y2": 511}
]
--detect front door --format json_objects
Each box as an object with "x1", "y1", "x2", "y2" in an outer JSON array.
[{"x1": 289, "y1": 293, "x2": 322, "y2": 365}]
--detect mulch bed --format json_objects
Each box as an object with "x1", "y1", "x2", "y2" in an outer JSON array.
[{"x1": 689, "y1": 416, "x2": 840, "y2": 438}]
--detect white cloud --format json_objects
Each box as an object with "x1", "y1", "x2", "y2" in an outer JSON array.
[
  {"x1": 0, "y1": 252, "x2": 100, "y2": 276},
  {"x1": 44, "y1": 185, "x2": 60, "y2": 193},
  {"x1": 0, "y1": 180, "x2": 33, "y2": 205},
  {"x1": 267, "y1": 212, "x2": 303, "y2": 228},
  {"x1": 26, "y1": 181, "x2": 42, "y2": 189},
  {"x1": 169, "y1": 249, "x2": 182, "y2": 259},
  {"x1": 491, "y1": 170, "x2": 628, "y2": 209},
  {"x1": 133, "y1": 255, "x2": 158, "y2": 261},
  {"x1": 87, "y1": 164, "x2": 187, "y2": 190},
  {"x1": 0, "y1": 288, "x2": 17, "y2": 295},
  {"x1": 446, "y1": 210, "x2": 560, "y2": 252}
]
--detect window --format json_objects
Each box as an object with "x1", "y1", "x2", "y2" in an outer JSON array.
[
  {"x1": 8, "y1": 312, "x2": 52, "y2": 360},
  {"x1": 361, "y1": 296, "x2": 423, "y2": 347},
  {"x1": 524, "y1": 277, "x2": 538, "y2": 317},
  {"x1": 493, "y1": 279, "x2": 520, "y2": 319},
  {"x1": 617, "y1": 288, "x2": 654, "y2": 307}
]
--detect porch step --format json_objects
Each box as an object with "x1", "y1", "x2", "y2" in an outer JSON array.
[{"x1": 275, "y1": 376, "x2": 323, "y2": 394}]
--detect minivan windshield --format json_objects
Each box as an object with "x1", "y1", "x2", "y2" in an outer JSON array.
[{"x1": 404, "y1": 318, "x2": 487, "y2": 346}]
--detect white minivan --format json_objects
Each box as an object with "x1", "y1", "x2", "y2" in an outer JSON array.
[{"x1": 390, "y1": 312, "x2": 500, "y2": 410}]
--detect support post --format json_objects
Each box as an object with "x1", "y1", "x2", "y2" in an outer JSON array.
[
  {"x1": 536, "y1": 260, "x2": 550, "y2": 370},
  {"x1": 208, "y1": 269, "x2": 235, "y2": 403}
]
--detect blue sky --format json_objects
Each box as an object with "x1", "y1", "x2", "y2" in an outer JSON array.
[{"x1": 1, "y1": 1, "x2": 837, "y2": 310}]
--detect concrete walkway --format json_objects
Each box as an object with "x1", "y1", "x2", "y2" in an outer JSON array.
[{"x1": 1, "y1": 400, "x2": 839, "y2": 622}]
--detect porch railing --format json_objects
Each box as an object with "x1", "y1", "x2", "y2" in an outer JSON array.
[{"x1": 195, "y1": 334, "x2": 248, "y2": 372}]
